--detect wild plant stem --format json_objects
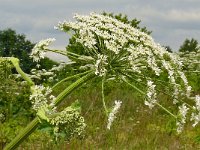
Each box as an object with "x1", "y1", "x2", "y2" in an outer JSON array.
[
  {"x1": 102, "y1": 76, "x2": 108, "y2": 115},
  {"x1": 4, "y1": 118, "x2": 40, "y2": 150},
  {"x1": 52, "y1": 70, "x2": 92, "y2": 90},
  {"x1": 155, "y1": 102, "x2": 177, "y2": 118},
  {"x1": 9, "y1": 57, "x2": 34, "y2": 86},
  {"x1": 121, "y1": 77, "x2": 177, "y2": 119}
]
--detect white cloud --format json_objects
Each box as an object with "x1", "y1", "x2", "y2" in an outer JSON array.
[
  {"x1": 1, "y1": 0, "x2": 200, "y2": 54},
  {"x1": 166, "y1": 9, "x2": 200, "y2": 22}
]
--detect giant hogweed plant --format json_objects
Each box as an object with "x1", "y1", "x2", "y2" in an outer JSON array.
[{"x1": 3, "y1": 13, "x2": 200, "y2": 149}]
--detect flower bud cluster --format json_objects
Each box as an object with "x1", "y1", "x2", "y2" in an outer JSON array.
[
  {"x1": 30, "y1": 84, "x2": 86, "y2": 140},
  {"x1": 50, "y1": 106, "x2": 86, "y2": 141},
  {"x1": 30, "y1": 38, "x2": 55, "y2": 62}
]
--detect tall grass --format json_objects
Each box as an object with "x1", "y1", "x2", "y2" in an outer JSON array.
[{"x1": 15, "y1": 81, "x2": 200, "y2": 149}]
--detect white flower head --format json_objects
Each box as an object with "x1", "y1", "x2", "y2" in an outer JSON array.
[
  {"x1": 195, "y1": 95, "x2": 200, "y2": 110},
  {"x1": 191, "y1": 95, "x2": 200, "y2": 127},
  {"x1": 107, "y1": 100, "x2": 122, "y2": 130},
  {"x1": 176, "y1": 103, "x2": 189, "y2": 133},
  {"x1": 191, "y1": 113, "x2": 200, "y2": 127},
  {"x1": 30, "y1": 85, "x2": 55, "y2": 111},
  {"x1": 145, "y1": 80, "x2": 157, "y2": 109},
  {"x1": 30, "y1": 38, "x2": 56, "y2": 62},
  {"x1": 94, "y1": 54, "x2": 108, "y2": 76}
]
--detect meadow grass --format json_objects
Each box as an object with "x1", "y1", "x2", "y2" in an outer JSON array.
[{"x1": 15, "y1": 81, "x2": 200, "y2": 150}]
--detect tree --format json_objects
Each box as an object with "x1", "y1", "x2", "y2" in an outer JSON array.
[
  {"x1": 179, "y1": 38, "x2": 199, "y2": 53},
  {"x1": 0, "y1": 29, "x2": 35, "y2": 72},
  {"x1": 164, "y1": 46, "x2": 173, "y2": 53},
  {"x1": 0, "y1": 29, "x2": 57, "y2": 73}
]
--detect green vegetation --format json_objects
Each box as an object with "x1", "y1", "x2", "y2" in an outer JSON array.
[
  {"x1": 2, "y1": 77, "x2": 200, "y2": 149},
  {"x1": 0, "y1": 59, "x2": 34, "y2": 149}
]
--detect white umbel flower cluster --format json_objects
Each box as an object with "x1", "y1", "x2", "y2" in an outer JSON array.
[
  {"x1": 29, "y1": 85, "x2": 55, "y2": 111},
  {"x1": 55, "y1": 13, "x2": 191, "y2": 100},
  {"x1": 107, "y1": 100, "x2": 122, "y2": 130},
  {"x1": 176, "y1": 103, "x2": 189, "y2": 133},
  {"x1": 50, "y1": 106, "x2": 86, "y2": 141},
  {"x1": 30, "y1": 38, "x2": 55, "y2": 62},
  {"x1": 30, "y1": 68, "x2": 54, "y2": 80},
  {"x1": 191, "y1": 95, "x2": 200, "y2": 127},
  {"x1": 145, "y1": 80, "x2": 157, "y2": 109},
  {"x1": 35, "y1": 99, "x2": 86, "y2": 141},
  {"x1": 29, "y1": 62, "x2": 67, "y2": 82}
]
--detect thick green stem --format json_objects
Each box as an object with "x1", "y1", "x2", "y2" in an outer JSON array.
[
  {"x1": 54, "y1": 71, "x2": 95, "y2": 105},
  {"x1": 4, "y1": 118, "x2": 40, "y2": 150},
  {"x1": 45, "y1": 49, "x2": 81, "y2": 58},
  {"x1": 102, "y1": 76, "x2": 108, "y2": 115},
  {"x1": 4, "y1": 71, "x2": 95, "y2": 150},
  {"x1": 45, "y1": 49, "x2": 68, "y2": 56},
  {"x1": 121, "y1": 77, "x2": 145, "y2": 95},
  {"x1": 9, "y1": 57, "x2": 34, "y2": 86},
  {"x1": 52, "y1": 70, "x2": 92, "y2": 90}
]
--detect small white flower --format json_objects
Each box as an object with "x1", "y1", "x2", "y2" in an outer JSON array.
[{"x1": 107, "y1": 100, "x2": 122, "y2": 130}]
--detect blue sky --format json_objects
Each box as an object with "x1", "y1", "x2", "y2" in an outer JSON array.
[{"x1": 1, "y1": 0, "x2": 200, "y2": 60}]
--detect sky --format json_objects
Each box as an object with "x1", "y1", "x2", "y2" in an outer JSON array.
[{"x1": 1, "y1": 0, "x2": 200, "y2": 61}]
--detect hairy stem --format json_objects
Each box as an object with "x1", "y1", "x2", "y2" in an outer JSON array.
[{"x1": 9, "y1": 57, "x2": 34, "y2": 86}]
